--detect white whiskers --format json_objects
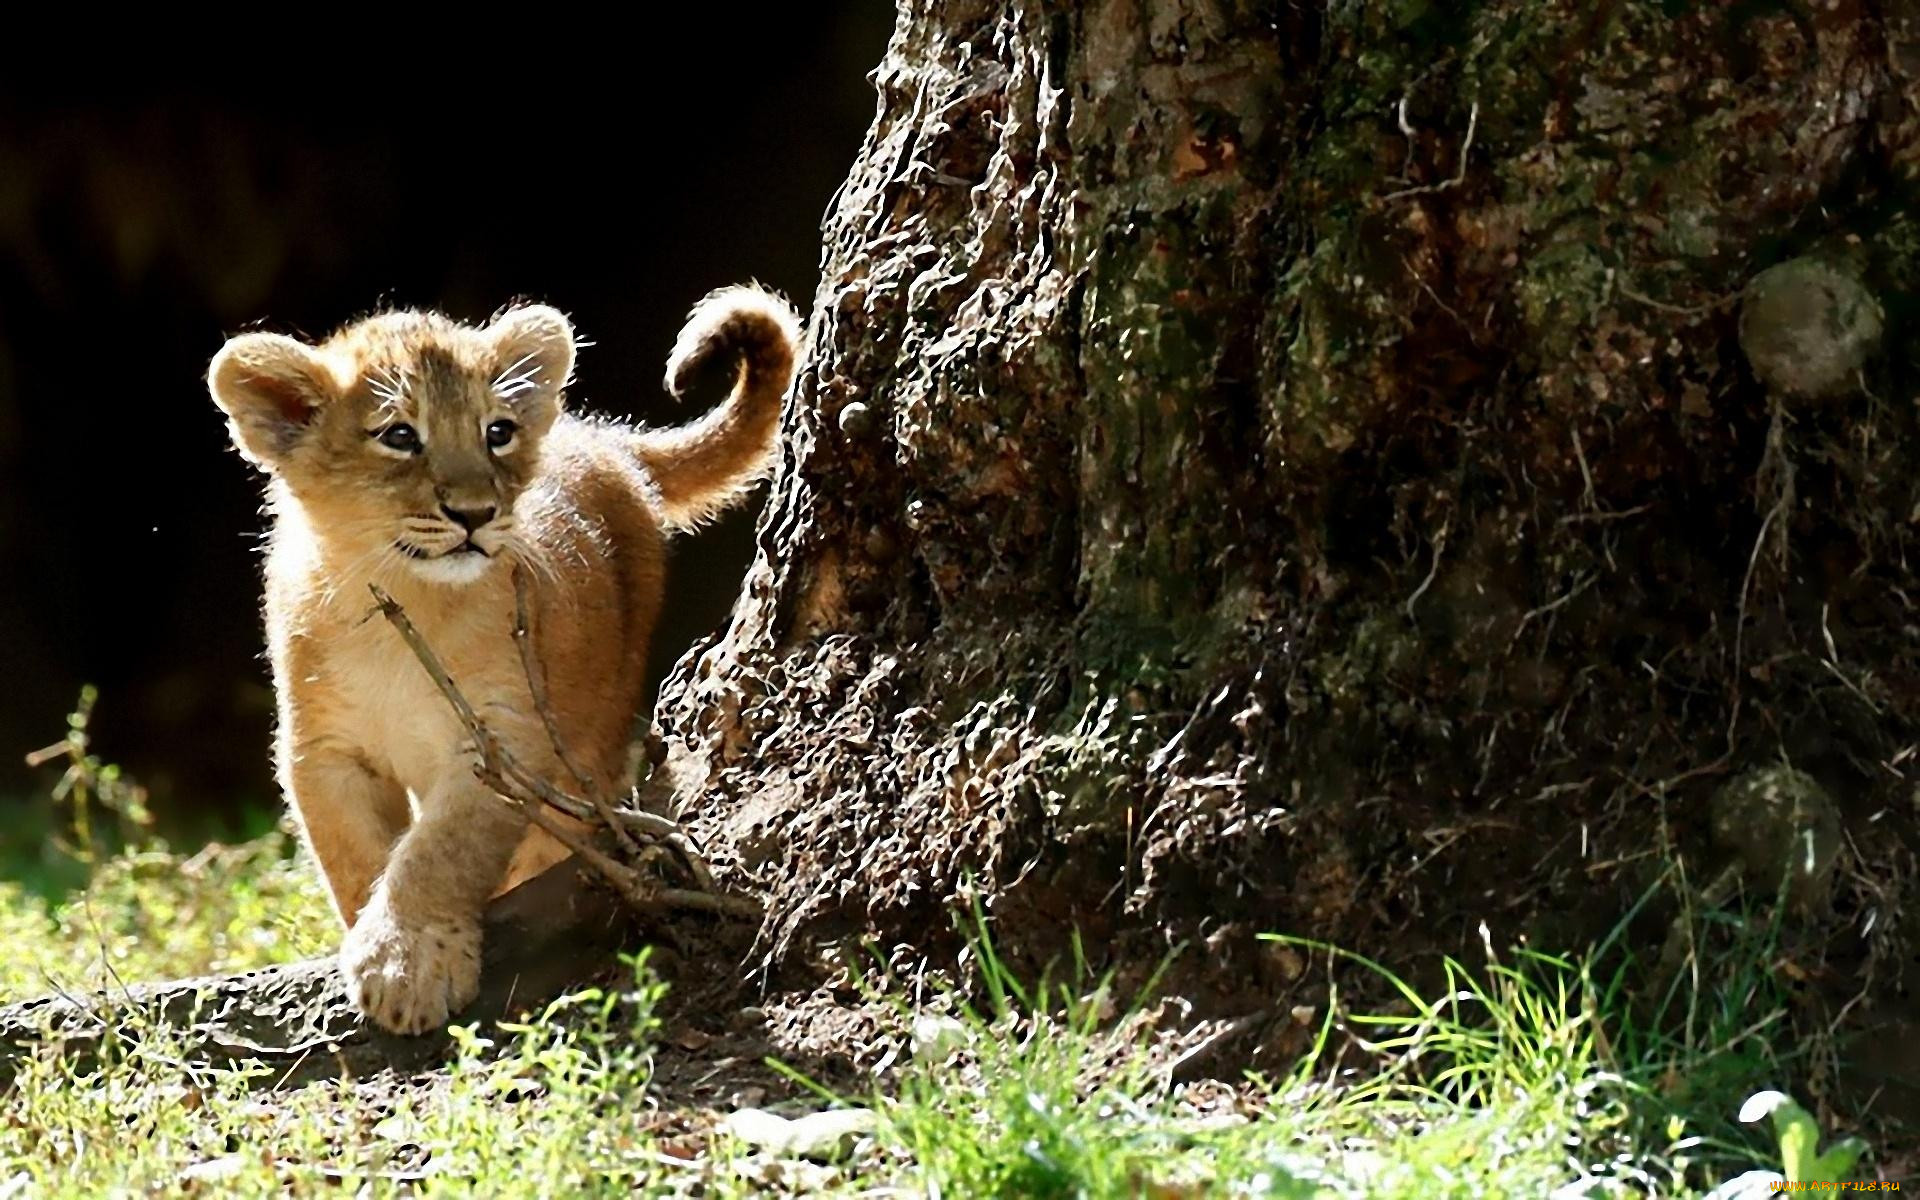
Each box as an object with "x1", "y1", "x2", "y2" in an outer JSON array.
[
  {"x1": 318, "y1": 535, "x2": 406, "y2": 606},
  {"x1": 506, "y1": 526, "x2": 563, "y2": 593},
  {"x1": 492, "y1": 352, "x2": 543, "y2": 402},
  {"x1": 368, "y1": 364, "x2": 409, "y2": 405}
]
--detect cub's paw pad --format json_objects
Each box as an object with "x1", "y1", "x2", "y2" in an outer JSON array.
[{"x1": 340, "y1": 912, "x2": 482, "y2": 1036}]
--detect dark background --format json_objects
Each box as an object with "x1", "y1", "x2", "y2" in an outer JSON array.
[{"x1": 0, "y1": 10, "x2": 895, "y2": 834}]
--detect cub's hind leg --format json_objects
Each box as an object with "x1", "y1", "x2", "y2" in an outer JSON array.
[{"x1": 284, "y1": 747, "x2": 410, "y2": 927}]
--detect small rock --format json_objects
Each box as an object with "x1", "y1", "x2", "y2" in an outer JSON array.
[
  {"x1": 910, "y1": 1014, "x2": 970, "y2": 1062},
  {"x1": 1710, "y1": 766, "x2": 1842, "y2": 912},
  {"x1": 178, "y1": 1156, "x2": 248, "y2": 1185},
  {"x1": 723, "y1": 1106, "x2": 878, "y2": 1162},
  {"x1": 1739, "y1": 257, "x2": 1882, "y2": 399},
  {"x1": 837, "y1": 400, "x2": 877, "y2": 438},
  {"x1": 724, "y1": 1107, "x2": 796, "y2": 1150}
]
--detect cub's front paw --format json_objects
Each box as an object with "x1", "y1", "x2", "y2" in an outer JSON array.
[{"x1": 339, "y1": 905, "x2": 482, "y2": 1035}]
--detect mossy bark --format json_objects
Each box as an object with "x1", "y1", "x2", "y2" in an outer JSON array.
[{"x1": 658, "y1": 0, "x2": 1920, "y2": 1068}]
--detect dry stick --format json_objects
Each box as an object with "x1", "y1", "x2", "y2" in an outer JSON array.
[
  {"x1": 505, "y1": 566, "x2": 713, "y2": 890},
  {"x1": 508, "y1": 565, "x2": 645, "y2": 860},
  {"x1": 367, "y1": 585, "x2": 760, "y2": 923},
  {"x1": 1383, "y1": 100, "x2": 1479, "y2": 201},
  {"x1": 372, "y1": 588, "x2": 654, "y2": 899},
  {"x1": 475, "y1": 746, "x2": 714, "y2": 892}
]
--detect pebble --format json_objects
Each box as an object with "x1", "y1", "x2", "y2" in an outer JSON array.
[{"x1": 723, "y1": 1106, "x2": 878, "y2": 1162}]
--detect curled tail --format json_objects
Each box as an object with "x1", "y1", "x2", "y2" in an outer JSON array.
[{"x1": 639, "y1": 284, "x2": 801, "y2": 531}]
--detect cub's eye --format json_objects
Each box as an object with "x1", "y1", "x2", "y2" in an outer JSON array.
[
  {"x1": 486, "y1": 419, "x2": 518, "y2": 450},
  {"x1": 374, "y1": 424, "x2": 422, "y2": 454}
]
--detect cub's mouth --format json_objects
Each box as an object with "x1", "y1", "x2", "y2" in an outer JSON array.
[
  {"x1": 397, "y1": 541, "x2": 490, "y2": 560},
  {"x1": 394, "y1": 537, "x2": 501, "y2": 586}
]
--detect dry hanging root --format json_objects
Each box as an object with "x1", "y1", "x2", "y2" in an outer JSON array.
[{"x1": 368, "y1": 570, "x2": 760, "y2": 924}]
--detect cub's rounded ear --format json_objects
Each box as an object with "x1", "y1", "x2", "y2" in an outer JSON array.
[
  {"x1": 487, "y1": 305, "x2": 575, "y2": 419},
  {"x1": 208, "y1": 333, "x2": 333, "y2": 470}
]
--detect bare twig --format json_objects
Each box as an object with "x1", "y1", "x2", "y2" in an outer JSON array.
[
  {"x1": 1819, "y1": 600, "x2": 1884, "y2": 716},
  {"x1": 1510, "y1": 571, "x2": 1596, "y2": 650},
  {"x1": 1613, "y1": 274, "x2": 1741, "y2": 319},
  {"x1": 1732, "y1": 423, "x2": 1792, "y2": 684},
  {"x1": 510, "y1": 565, "x2": 644, "y2": 859},
  {"x1": 1404, "y1": 515, "x2": 1450, "y2": 621},
  {"x1": 368, "y1": 584, "x2": 759, "y2": 924},
  {"x1": 1383, "y1": 100, "x2": 1479, "y2": 201}
]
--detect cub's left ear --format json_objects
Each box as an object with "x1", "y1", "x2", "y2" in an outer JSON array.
[
  {"x1": 207, "y1": 333, "x2": 336, "y2": 471},
  {"x1": 487, "y1": 305, "x2": 575, "y2": 420}
]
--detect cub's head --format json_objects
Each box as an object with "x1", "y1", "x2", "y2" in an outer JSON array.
[{"x1": 208, "y1": 306, "x2": 574, "y2": 586}]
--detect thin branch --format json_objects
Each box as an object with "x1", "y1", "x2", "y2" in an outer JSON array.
[
  {"x1": 1613, "y1": 274, "x2": 1741, "y2": 319},
  {"x1": 1404, "y1": 515, "x2": 1450, "y2": 621},
  {"x1": 510, "y1": 565, "x2": 643, "y2": 859},
  {"x1": 368, "y1": 584, "x2": 759, "y2": 924},
  {"x1": 1383, "y1": 100, "x2": 1478, "y2": 201}
]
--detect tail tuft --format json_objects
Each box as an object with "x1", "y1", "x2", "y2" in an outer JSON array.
[
  {"x1": 637, "y1": 284, "x2": 802, "y2": 532},
  {"x1": 663, "y1": 284, "x2": 801, "y2": 401}
]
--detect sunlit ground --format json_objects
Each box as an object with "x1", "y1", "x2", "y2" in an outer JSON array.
[{"x1": 0, "y1": 805, "x2": 1849, "y2": 1197}]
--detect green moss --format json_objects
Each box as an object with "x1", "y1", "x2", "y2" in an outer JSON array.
[
  {"x1": 1514, "y1": 241, "x2": 1614, "y2": 363},
  {"x1": 1075, "y1": 191, "x2": 1269, "y2": 659},
  {"x1": 1739, "y1": 257, "x2": 1884, "y2": 399}
]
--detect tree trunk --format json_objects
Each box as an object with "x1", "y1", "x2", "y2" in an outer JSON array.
[{"x1": 659, "y1": 0, "x2": 1920, "y2": 1066}]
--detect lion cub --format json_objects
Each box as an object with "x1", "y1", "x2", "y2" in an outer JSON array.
[{"x1": 208, "y1": 287, "x2": 799, "y2": 1034}]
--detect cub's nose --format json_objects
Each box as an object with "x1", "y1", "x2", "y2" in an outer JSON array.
[{"x1": 440, "y1": 503, "x2": 497, "y2": 532}]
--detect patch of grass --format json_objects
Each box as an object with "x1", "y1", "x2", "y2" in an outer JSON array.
[
  {"x1": 0, "y1": 788, "x2": 1868, "y2": 1194},
  {"x1": 874, "y1": 940, "x2": 1174, "y2": 1198},
  {"x1": 0, "y1": 687, "x2": 334, "y2": 999},
  {"x1": 1249, "y1": 936, "x2": 1697, "y2": 1196},
  {"x1": 7, "y1": 687, "x2": 283, "y2": 901},
  {"x1": 0, "y1": 833, "x2": 335, "y2": 1002},
  {"x1": 805, "y1": 900, "x2": 1855, "y2": 1197},
  {"x1": 857, "y1": 940, "x2": 1668, "y2": 1195},
  {"x1": 1, "y1": 951, "x2": 681, "y2": 1197}
]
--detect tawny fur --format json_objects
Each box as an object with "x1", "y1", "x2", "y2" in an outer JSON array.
[{"x1": 207, "y1": 286, "x2": 800, "y2": 1034}]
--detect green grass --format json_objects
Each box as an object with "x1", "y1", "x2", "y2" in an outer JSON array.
[
  {"x1": 823, "y1": 917, "x2": 1797, "y2": 1198},
  {"x1": 0, "y1": 832, "x2": 335, "y2": 1001},
  {"x1": 0, "y1": 822, "x2": 1860, "y2": 1195},
  {"x1": 5, "y1": 952, "x2": 680, "y2": 1196}
]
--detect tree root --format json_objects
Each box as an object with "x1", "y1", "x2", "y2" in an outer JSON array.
[{"x1": 0, "y1": 855, "x2": 634, "y2": 1090}]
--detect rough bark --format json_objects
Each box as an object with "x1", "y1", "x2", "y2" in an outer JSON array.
[{"x1": 654, "y1": 0, "x2": 1920, "y2": 1112}]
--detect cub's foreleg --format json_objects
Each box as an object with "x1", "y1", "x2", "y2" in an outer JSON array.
[{"x1": 339, "y1": 770, "x2": 528, "y2": 1035}]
